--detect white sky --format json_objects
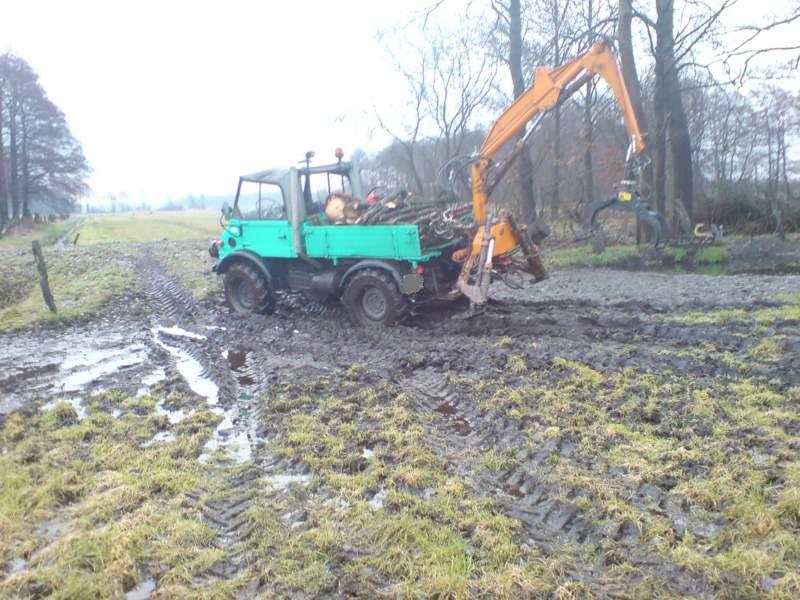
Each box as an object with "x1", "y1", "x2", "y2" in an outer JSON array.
[
  {"x1": 1, "y1": 0, "x2": 797, "y2": 205},
  {"x1": 0, "y1": 0, "x2": 434, "y2": 204}
]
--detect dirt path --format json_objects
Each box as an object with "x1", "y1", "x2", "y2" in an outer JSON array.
[{"x1": 2, "y1": 249, "x2": 799, "y2": 597}]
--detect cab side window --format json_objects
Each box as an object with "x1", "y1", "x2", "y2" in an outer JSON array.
[
  {"x1": 236, "y1": 181, "x2": 285, "y2": 220},
  {"x1": 301, "y1": 172, "x2": 353, "y2": 216}
]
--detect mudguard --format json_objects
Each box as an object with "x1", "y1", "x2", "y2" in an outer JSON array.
[
  {"x1": 340, "y1": 260, "x2": 406, "y2": 292},
  {"x1": 213, "y1": 250, "x2": 272, "y2": 284},
  {"x1": 584, "y1": 194, "x2": 671, "y2": 249}
]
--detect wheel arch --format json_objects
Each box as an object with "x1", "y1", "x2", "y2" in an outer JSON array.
[
  {"x1": 340, "y1": 260, "x2": 405, "y2": 292},
  {"x1": 215, "y1": 251, "x2": 273, "y2": 286}
]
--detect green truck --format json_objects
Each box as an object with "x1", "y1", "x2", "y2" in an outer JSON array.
[{"x1": 210, "y1": 156, "x2": 464, "y2": 326}]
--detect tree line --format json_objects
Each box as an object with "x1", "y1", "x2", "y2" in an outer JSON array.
[
  {"x1": 0, "y1": 53, "x2": 89, "y2": 228},
  {"x1": 368, "y1": 0, "x2": 800, "y2": 234}
]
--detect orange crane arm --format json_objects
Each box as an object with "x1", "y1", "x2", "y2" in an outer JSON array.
[{"x1": 472, "y1": 38, "x2": 645, "y2": 223}]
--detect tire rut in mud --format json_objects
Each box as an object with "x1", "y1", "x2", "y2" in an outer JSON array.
[
  {"x1": 136, "y1": 250, "x2": 265, "y2": 582},
  {"x1": 399, "y1": 368, "x2": 711, "y2": 595}
]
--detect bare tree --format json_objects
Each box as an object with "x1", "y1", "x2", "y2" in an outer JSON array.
[
  {"x1": 375, "y1": 19, "x2": 499, "y2": 196},
  {"x1": 488, "y1": 0, "x2": 541, "y2": 221}
]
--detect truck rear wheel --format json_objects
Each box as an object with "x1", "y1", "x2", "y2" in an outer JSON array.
[
  {"x1": 224, "y1": 262, "x2": 275, "y2": 315},
  {"x1": 342, "y1": 268, "x2": 406, "y2": 327}
]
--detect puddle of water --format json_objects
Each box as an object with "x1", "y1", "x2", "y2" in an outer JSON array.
[
  {"x1": 226, "y1": 349, "x2": 257, "y2": 386},
  {"x1": 265, "y1": 473, "x2": 312, "y2": 491},
  {"x1": 142, "y1": 431, "x2": 176, "y2": 447},
  {"x1": 432, "y1": 402, "x2": 471, "y2": 436},
  {"x1": 368, "y1": 487, "x2": 387, "y2": 510},
  {"x1": 151, "y1": 329, "x2": 218, "y2": 404},
  {"x1": 41, "y1": 397, "x2": 86, "y2": 420},
  {"x1": 199, "y1": 409, "x2": 252, "y2": 464},
  {"x1": 154, "y1": 326, "x2": 206, "y2": 341},
  {"x1": 35, "y1": 518, "x2": 68, "y2": 542},
  {"x1": 452, "y1": 417, "x2": 472, "y2": 436},
  {"x1": 155, "y1": 400, "x2": 191, "y2": 425},
  {"x1": 125, "y1": 578, "x2": 156, "y2": 600},
  {"x1": 226, "y1": 350, "x2": 247, "y2": 371},
  {"x1": 503, "y1": 483, "x2": 525, "y2": 499},
  {"x1": 137, "y1": 367, "x2": 167, "y2": 397},
  {"x1": 60, "y1": 344, "x2": 148, "y2": 392},
  {"x1": 4, "y1": 557, "x2": 28, "y2": 579}
]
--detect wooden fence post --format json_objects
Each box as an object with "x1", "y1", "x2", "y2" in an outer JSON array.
[{"x1": 32, "y1": 240, "x2": 57, "y2": 314}]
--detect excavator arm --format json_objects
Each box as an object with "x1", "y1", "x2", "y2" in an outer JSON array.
[{"x1": 457, "y1": 38, "x2": 668, "y2": 306}]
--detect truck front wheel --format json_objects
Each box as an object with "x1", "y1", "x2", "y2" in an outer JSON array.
[
  {"x1": 224, "y1": 262, "x2": 275, "y2": 315},
  {"x1": 342, "y1": 268, "x2": 406, "y2": 327}
]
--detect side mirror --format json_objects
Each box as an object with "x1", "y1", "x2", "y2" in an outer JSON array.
[{"x1": 221, "y1": 201, "x2": 233, "y2": 220}]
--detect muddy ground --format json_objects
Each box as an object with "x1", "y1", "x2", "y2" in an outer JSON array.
[{"x1": 2, "y1": 242, "x2": 800, "y2": 598}]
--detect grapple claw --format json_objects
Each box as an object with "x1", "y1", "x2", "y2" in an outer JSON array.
[{"x1": 584, "y1": 193, "x2": 671, "y2": 248}]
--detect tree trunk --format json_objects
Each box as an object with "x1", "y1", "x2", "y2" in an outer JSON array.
[
  {"x1": 618, "y1": 0, "x2": 654, "y2": 199},
  {"x1": 550, "y1": 0, "x2": 562, "y2": 221},
  {"x1": 20, "y1": 100, "x2": 30, "y2": 219},
  {"x1": 656, "y1": 0, "x2": 694, "y2": 226},
  {"x1": 583, "y1": 79, "x2": 595, "y2": 208},
  {"x1": 509, "y1": 0, "x2": 537, "y2": 221},
  {"x1": 8, "y1": 89, "x2": 19, "y2": 220},
  {"x1": 0, "y1": 83, "x2": 7, "y2": 224},
  {"x1": 583, "y1": 0, "x2": 595, "y2": 209}
]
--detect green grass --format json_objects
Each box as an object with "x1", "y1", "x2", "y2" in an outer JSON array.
[
  {"x1": 0, "y1": 388, "x2": 229, "y2": 598},
  {"x1": 0, "y1": 217, "x2": 81, "y2": 250},
  {"x1": 545, "y1": 241, "x2": 729, "y2": 272},
  {"x1": 249, "y1": 376, "x2": 558, "y2": 598},
  {"x1": 74, "y1": 210, "x2": 220, "y2": 244},
  {"x1": 152, "y1": 240, "x2": 219, "y2": 300},
  {"x1": 674, "y1": 294, "x2": 800, "y2": 326},
  {"x1": 0, "y1": 247, "x2": 137, "y2": 332},
  {"x1": 453, "y1": 340, "x2": 800, "y2": 597},
  {"x1": 545, "y1": 244, "x2": 642, "y2": 270}
]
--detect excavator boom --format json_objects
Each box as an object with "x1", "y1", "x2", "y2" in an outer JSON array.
[
  {"x1": 457, "y1": 38, "x2": 668, "y2": 306},
  {"x1": 472, "y1": 38, "x2": 645, "y2": 224}
]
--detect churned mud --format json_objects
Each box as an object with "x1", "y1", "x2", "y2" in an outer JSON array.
[{"x1": 1, "y1": 242, "x2": 800, "y2": 598}]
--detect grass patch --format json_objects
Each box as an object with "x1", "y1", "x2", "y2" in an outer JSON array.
[
  {"x1": 0, "y1": 389, "x2": 229, "y2": 598},
  {"x1": 545, "y1": 241, "x2": 729, "y2": 272},
  {"x1": 152, "y1": 240, "x2": 220, "y2": 300},
  {"x1": 74, "y1": 210, "x2": 219, "y2": 244},
  {"x1": 0, "y1": 247, "x2": 137, "y2": 331},
  {"x1": 0, "y1": 217, "x2": 80, "y2": 250},
  {"x1": 249, "y1": 374, "x2": 559, "y2": 598},
  {"x1": 674, "y1": 294, "x2": 800, "y2": 325},
  {"x1": 545, "y1": 243, "x2": 641, "y2": 270}
]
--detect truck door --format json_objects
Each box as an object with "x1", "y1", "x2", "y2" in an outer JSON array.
[{"x1": 234, "y1": 181, "x2": 296, "y2": 258}]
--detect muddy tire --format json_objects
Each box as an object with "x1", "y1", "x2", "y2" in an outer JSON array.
[
  {"x1": 224, "y1": 262, "x2": 275, "y2": 315},
  {"x1": 342, "y1": 268, "x2": 406, "y2": 327}
]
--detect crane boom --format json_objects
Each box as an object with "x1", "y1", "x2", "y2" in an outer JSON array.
[
  {"x1": 456, "y1": 38, "x2": 666, "y2": 307},
  {"x1": 472, "y1": 38, "x2": 645, "y2": 224}
]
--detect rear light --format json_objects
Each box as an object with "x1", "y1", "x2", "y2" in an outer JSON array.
[{"x1": 416, "y1": 265, "x2": 425, "y2": 275}]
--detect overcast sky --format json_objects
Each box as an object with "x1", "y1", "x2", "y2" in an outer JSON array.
[
  {"x1": 1, "y1": 0, "x2": 797, "y2": 205},
  {"x1": 0, "y1": 0, "x2": 435, "y2": 204}
]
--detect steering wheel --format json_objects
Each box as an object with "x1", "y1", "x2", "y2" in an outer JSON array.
[{"x1": 264, "y1": 203, "x2": 283, "y2": 219}]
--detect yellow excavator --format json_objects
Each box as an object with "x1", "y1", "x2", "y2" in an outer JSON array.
[{"x1": 453, "y1": 38, "x2": 668, "y2": 306}]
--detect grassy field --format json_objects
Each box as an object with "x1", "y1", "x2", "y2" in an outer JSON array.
[
  {"x1": 0, "y1": 218, "x2": 81, "y2": 251},
  {"x1": 0, "y1": 211, "x2": 220, "y2": 250},
  {"x1": 0, "y1": 247, "x2": 137, "y2": 332},
  {"x1": 74, "y1": 210, "x2": 220, "y2": 244}
]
